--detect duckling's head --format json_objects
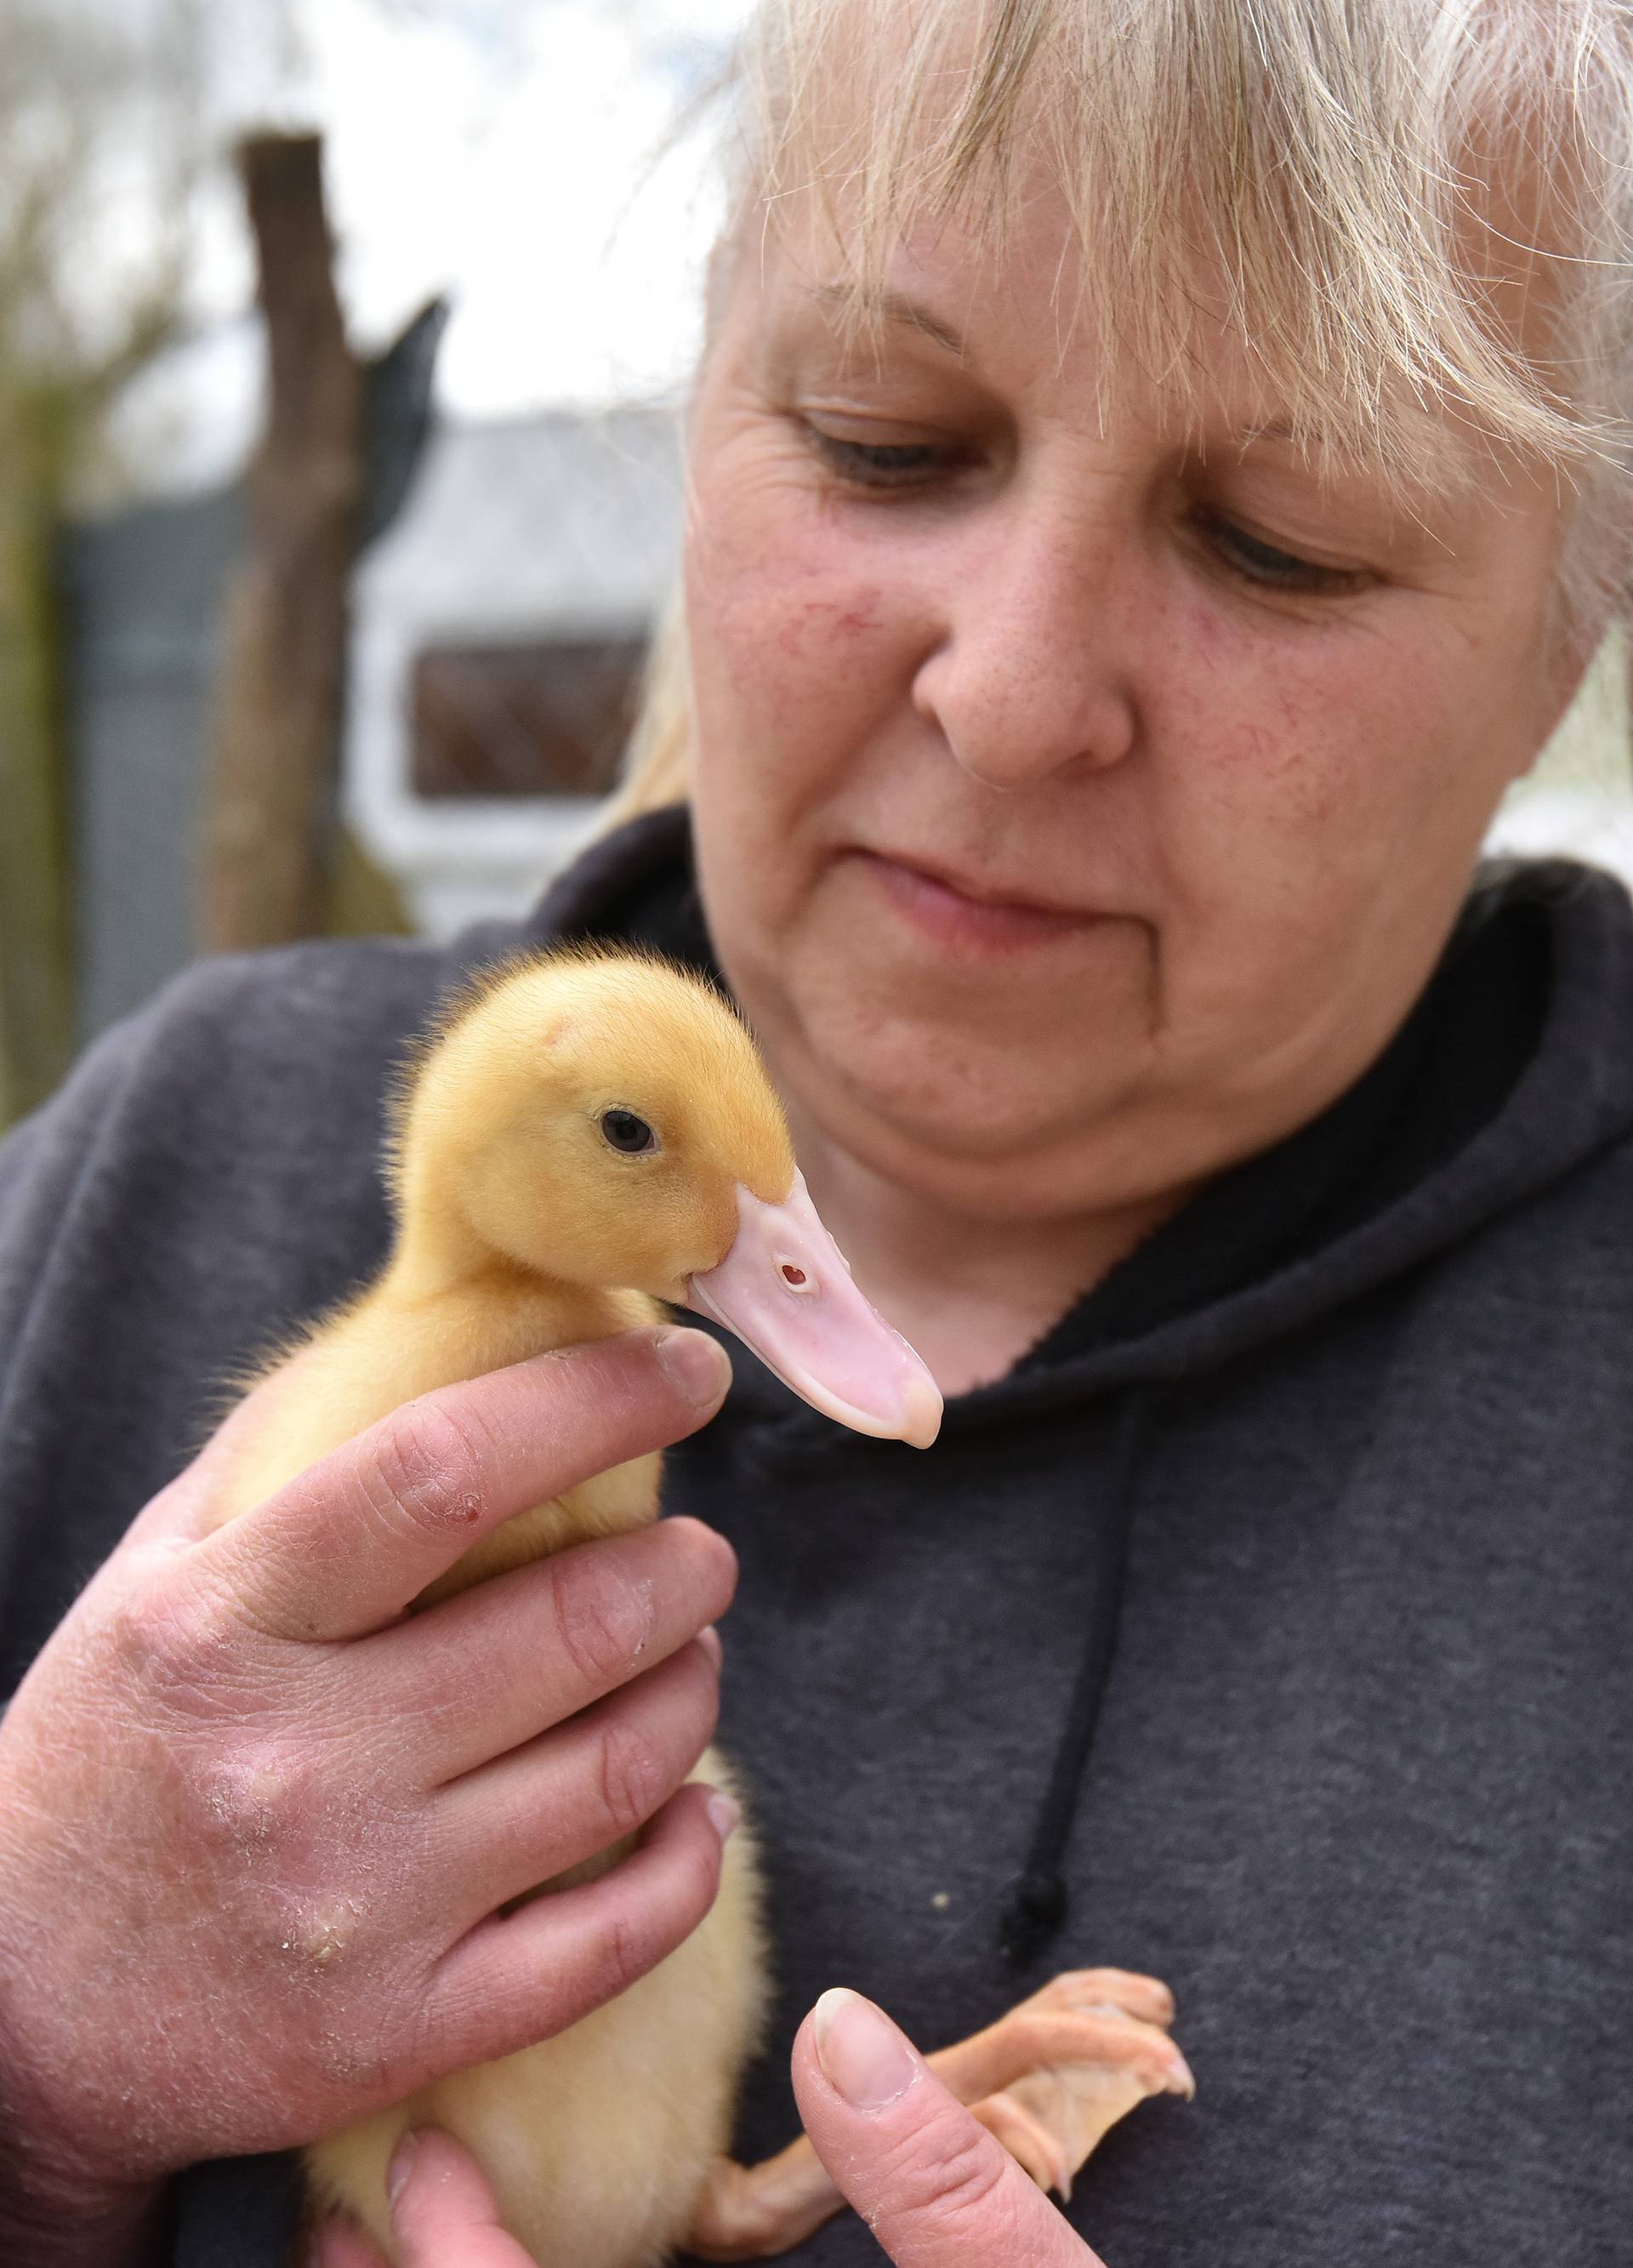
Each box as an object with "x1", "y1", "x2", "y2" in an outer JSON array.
[{"x1": 395, "y1": 949, "x2": 941, "y2": 1447}]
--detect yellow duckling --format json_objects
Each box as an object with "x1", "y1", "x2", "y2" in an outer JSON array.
[{"x1": 202, "y1": 947, "x2": 942, "y2": 2266}]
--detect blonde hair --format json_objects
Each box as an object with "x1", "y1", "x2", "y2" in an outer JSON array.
[{"x1": 609, "y1": 0, "x2": 1633, "y2": 827}]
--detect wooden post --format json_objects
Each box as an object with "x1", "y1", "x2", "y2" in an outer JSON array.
[{"x1": 201, "y1": 133, "x2": 362, "y2": 951}]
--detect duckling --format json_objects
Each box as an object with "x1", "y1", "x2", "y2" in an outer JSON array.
[
  {"x1": 203, "y1": 948, "x2": 941, "y2": 2267},
  {"x1": 206, "y1": 948, "x2": 1188, "y2": 2264}
]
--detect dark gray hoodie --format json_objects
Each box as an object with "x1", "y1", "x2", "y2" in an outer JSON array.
[{"x1": 1, "y1": 811, "x2": 1629, "y2": 2267}]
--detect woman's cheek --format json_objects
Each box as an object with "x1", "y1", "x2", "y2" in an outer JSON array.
[
  {"x1": 689, "y1": 523, "x2": 920, "y2": 852},
  {"x1": 1173, "y1": 620, "x2": 1461, "y2": 875}
]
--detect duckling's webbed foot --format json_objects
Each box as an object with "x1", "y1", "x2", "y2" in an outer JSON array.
[
  {"x1": 944, "y1": 1967, "x2": 1194, "y2": 2204},
  {"x1": 683, "y1": 1969, "x2": 1191, "y2": 2259}
]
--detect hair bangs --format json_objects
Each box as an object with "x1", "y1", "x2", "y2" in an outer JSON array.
[{"x1": 735, "y1": 0, "x2": 1633, "y2": 511}]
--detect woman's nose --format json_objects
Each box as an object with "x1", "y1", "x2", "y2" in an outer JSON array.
[{"x1": 909, "y1": 510, "x2": 1141, "y2": 791}]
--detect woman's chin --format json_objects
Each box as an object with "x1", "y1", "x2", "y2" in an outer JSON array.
[{"x1": 777, "y1": 983, "x2": 1154, "y2": 1173}]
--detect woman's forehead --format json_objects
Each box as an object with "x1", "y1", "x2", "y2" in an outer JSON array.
[{"x1": 731, "y1": 186, "x2": 1516, "y2": 510}]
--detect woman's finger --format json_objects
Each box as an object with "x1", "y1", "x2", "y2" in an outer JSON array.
[
  {"x1": 791, "y1": 1991, "x2": 1103, "y2": 2268},
  {"x1": 370, "y1": 1517, "x2": 737, "y2": 1786},
  {"x1": 388, "y1": 2127, "x2": 537, "y2": 2267},
  {"x1": 419, "y1": 1781, "x2": 737, "y2": 2077},
  {"x1": 186, "y1": 1326, "x2": 731, "y2": 1642},
  {"x1": 429, "y1": 1636, "x2": 721, "y2": 1923}
]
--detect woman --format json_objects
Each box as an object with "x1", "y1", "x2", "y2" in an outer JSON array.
[{"x1": 1, "y1": 1, "x2": 1630, "y2": 2262}]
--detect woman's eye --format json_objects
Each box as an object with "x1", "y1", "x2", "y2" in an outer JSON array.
[
  {"x1": 1197, "y1": 507, "x2": 1366, "y2": 596},
  {"x1": 806, "y1": 428, "x2": 959, "y2": 489}
]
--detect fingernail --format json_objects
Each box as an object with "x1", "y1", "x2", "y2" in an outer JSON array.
[
  {"x1": 385, "y1": 2128, "x2": 419, "y2": 2208},
  {"x1": 813, "y1": 1987, "x2": 919, "y2": 2111},
  {"x1": 1168, "y1": 2047, "x2": 1198, "y2": 2100},
  {"x1": 697, "y1": 1623, "x2": 723, "y2": 1669},
  {"x1": 656, "y1": 1326, "x2": 732, "y2": 1410},
  {"x1": 706, "y1": 1790, "x2": 742, "y2": 1842}
]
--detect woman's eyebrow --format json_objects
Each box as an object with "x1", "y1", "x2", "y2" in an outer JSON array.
[{"x1": 808, "y1": 282, "x2": 970, "y2": 363}]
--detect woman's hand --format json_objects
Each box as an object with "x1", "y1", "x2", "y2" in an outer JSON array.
[
  {"x1": 792, "y1": 1990, "x2": 1107, "y2": 2265},
  {"x1": 0, "y1": 1325, "x2": 737, "y2": 2265}
]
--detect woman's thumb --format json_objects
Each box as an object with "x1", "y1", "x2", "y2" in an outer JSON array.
[{"x1": 790, "y1": 1990, "x2": 1102, "y2": 2267}]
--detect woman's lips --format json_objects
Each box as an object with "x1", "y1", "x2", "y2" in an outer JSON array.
[{"x1": 851, "y1": 849, "x2": 1107, "y2": 953}]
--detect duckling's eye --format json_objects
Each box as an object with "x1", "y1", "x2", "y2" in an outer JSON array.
[{"x1": 600, "y1": 1108, "x2": 659, "y2": 1156}]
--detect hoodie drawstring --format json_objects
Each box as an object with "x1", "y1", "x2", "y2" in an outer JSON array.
[{"x1": 999, "y1": 1384, "x2": 1164, "y2": 1969}]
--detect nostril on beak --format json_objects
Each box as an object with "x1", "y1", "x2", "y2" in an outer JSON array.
[{"x1": 778, "y1": 1259, "x2": 815, "y2": 1293}]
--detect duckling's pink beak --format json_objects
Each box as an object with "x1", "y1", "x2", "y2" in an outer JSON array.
[{"x1": 684, "y1": 1171, "x2": 942, "y2": 1448}]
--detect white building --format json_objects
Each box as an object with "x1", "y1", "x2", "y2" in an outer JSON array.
[{"x1": 346, "y1": 406, "x2": 685, "y2": 937}]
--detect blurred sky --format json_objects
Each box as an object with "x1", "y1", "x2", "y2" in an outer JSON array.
[{"x1": 112, "y1": 0, "x2": 755, "y2": 493}]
